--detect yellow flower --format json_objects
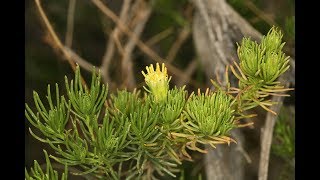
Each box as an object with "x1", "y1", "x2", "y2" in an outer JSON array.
[{"x1": 141, "y1": 63, "x2": 171, "y2": 102}]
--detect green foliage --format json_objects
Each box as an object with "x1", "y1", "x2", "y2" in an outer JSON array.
[
  {"x1": 284, "y1": 16, "x2": 295, "y2": 41},
  {"x1": 184, "y1": 91, "x2": 235, "y2": 136},
  {"x1": 228, "y1": 27, "x2": 291, "y2": 116},
  {"x1": 151, "y1": 0, "x2": 189, "y2": 27},
  {"x1": 25, "y1": 27, "x2": 292, "y2": 179},
  {"x1": 65, "y1": 66, "x2": 108, "y2": 118},
  {"x1": 272, "y1": 108, "x2": 295, "y2": 160},
  {"x1": 25, "y1": 150, "x2": 68, "y2": 180},
  {"x1": 25, "y1": 84, "x2": 70, "y2": 143},
  {"x1": 237, "y1": 27, "x2": 290, "y2": 85},
  {"x1": 160, "y1": 87, "x2": 188, "y2": 125},
  {"x1": 271, "y1": 107, "x2": 295, "y2": 180}
]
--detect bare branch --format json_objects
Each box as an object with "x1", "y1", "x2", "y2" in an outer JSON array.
[
  {"x1": 121, "y1": 0, "x2": 152, "y2": 89},
  {"x1": 145, "y1": 27, "x2": 174, "y2": 46},
  {"x1": 64, "y1": 46, "x2": 97, "y2": 73},
  {"x1": 34, "y1": 0, "x2": 88, "y2": 87},
  {"x1": 166, "y1": 27, "x2": 191, "y2": 63},
  {"x1": 100, "y1": 0, "x2": 132, "y2": 85},
  {"x1": 243, "y1": 0, "x2": 279, "y2": 28},
  {"x1": 91, "y1": 0, "x2": 203, "y2": 88},
  {"x1": 65, "y1": 0, "x2": 76, "y2": 47},
  {"x1": 176, "y1": 59, "x2": 197, "y2": 87}
]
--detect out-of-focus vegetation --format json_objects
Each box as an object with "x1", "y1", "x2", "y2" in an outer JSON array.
[{"x1": 271, "y1": 106, "x2": 295, "y2": 180}]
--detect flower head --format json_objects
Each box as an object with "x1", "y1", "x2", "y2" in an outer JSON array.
[{"x1": 141, "y1": 63, "x2": 171, "y2": 102}]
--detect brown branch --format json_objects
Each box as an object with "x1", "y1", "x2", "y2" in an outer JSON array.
[
  {"x1": 100, "y1": 0, "x2": 132, "y2": 85},
  {"x1": 121, "y1": 0, "x2": 152, "y2": 89},
  {"x1": 127, "y1": 0, "x2": 146, "y2": 28},
  {"x1": 91, "y1": 0, "x2": 203, "y2": 88},
  {"x1": 34, "y1": 0, "x2": 88, "y2": 88},
  {"x1": 177, "y1": 58, "x2": 197, "y2": 87},
  {"x1": 243, "y1": 0, "x2": 279, "y2": 28},
  {"x1": 64, "y1": 47, "x2": 98, "y2": 73},
  {"x1": 113, "y1": 32, "x2": 125, "y2": 55},
  {"x1": 65, "y1": 0, "x2": 76, "y2": 47},
  {"x1": 145, "y1": 27, "x2": 174, "y2": 46},
  {"x1": 166, "y1": 27, "x2": 191, "y2": 63}
]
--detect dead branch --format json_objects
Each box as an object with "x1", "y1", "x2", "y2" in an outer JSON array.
[
  {"x1": 91, "y1": 0, "x2": 204, "y2": 88},
  {"x1": 34, "y1": 0, "x2": 88, "y2": 88},
  {"x1": 64, "y1": 47, "x2": 99, "y2": 73},
  {"x1": 100, "y1": 0, "x2": 132, "y2": 86},
  {"x1": 145, "y1": 27, "x2": 174, "y2": 46},
  {"x1": 65, "y1": 0, "x2": 76, "y2": 47},
  {"x1": 120, "y1": 0, "x2": 152, "y2": 89},
  {"x1": 243, "y1": 0, "x2": 278, "y2": 27},
  {"x1": 166, "y1": 27, "x2": 191, "y2": 63},
  {"x1": 177, "y1": 59, "x2": 197, "y2": 87}
]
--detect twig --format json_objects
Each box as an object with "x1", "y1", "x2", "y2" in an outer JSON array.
[
  {"x1": 91, "y1": 0, "x2": 203, "y2": 88},
  {"x1": 166, "y1": 27, "x2": 190, "y2": 63},
  {"x1": 121, "y1": 0, "x2": 152, "y2": 89},
  {"x1": 235, "y1": 143, "x2": 252, "y2": 164},
  {"x1": 113, "y1": 32, "x2": 125, "y2": 55},
  {"x1": 145, "y1": 27, "x2": 174, "y2": 46},
  {"x1": 243, "y1": 0, "x2": 279, "y2": 28},
  {"x1": 127, "y1": 0, "x2": 145, "y2": 28},
  {"x1": 34, "y1": 0, "x2": 88, "y2": 88},
  {"x1": 64, "y1": 47, "x2": 98, "y2": 73},
  {"x1": 100, "y1": 0, "x2": 132, "y2": 85},
  {"x1": 177, "y1": 59, "x2": 197, "y2": 87},
  {"x1": 166, "y1": 3, "x2": 193, "y2": 64},
  {"x1": 258, "y1": 81, "x2": 289, "y2": 180},
  {"x1": 65, "y1": 0, "x2": 76, "y2": 47}
]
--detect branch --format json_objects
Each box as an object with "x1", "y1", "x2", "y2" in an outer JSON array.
[
  {"x1": 34, "y1": 0, "x2": 88, "y2": 87},
  {"x1": 176, "y1": 58, "x2": 197, "y2": 87},
  {"x1": 120, "y1": 0, "x2": 152, "y2": 89},
  {"x1": 243, "y1": 0, "x2": 279, "y2": 28},
  {"x1": 145, "y1": 27, "x2": 174, "y2": 46},
  {"x1": 91, "y1": 0, "x2": 203, "y2": 88},
  {"x1": 100, "y1": 0, "x2": 132, "y2": 85},
  {"x1": 166, "y1": 27, "x2": 191, "y2": 63},
  {"x1": 65, "y1": 0, "x2": 76, "y2": 47},
  {"x1": 64, "y1": 47, "x2": 98, "y2": 73}
]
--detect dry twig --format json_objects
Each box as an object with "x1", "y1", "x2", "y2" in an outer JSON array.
[
  {"x1": 243, "y1": 0, "x2": 279, "y2": 28},
  {"x1": 100, "y1": 0, "x2": 133, "y2": 86},
  {"x1": 120, "y1": 0, "x2": 152, "y2": 89},
  {"x1": 145, "y1": 27, "x2": 174, "y2": 46},
  {"x1": 34, "y1": 0, "x2": 89, "y2": 87},
  {"x1": 177, "y1": 59, "x2": 197, "y2": 87},
  {"x1": 65, "y1": 0, "x2": 76, "y2": 47},
  {"x1": 166, "y1": 27, "x2": 191, "y2": 63},
  {"x1": 91, "y1": 0, "x2": 203, "y2": 88}
]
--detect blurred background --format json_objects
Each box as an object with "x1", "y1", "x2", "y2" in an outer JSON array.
[{"x1": 25, "y1": 0, "x2": 295, "y2": 179}]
